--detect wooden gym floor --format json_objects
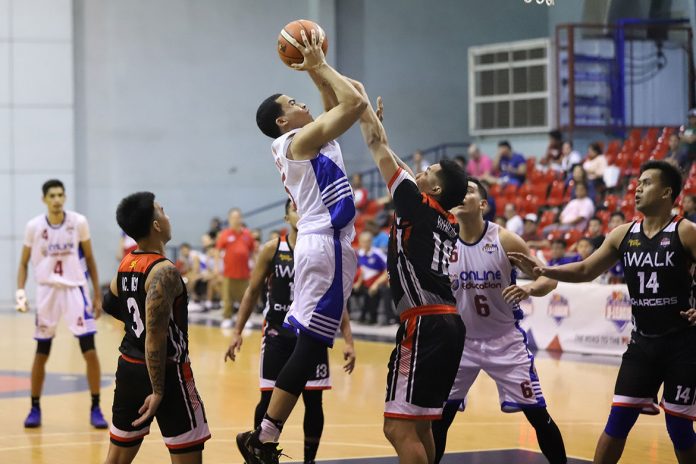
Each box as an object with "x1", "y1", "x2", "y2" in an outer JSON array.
[{"x1": 0, "y1": 310, "x2": 681, "y2": 463}]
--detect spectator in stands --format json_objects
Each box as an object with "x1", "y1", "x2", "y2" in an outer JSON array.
[
  {"x1": 604, "y1": 212, "x2": 627, "y2": 284},
  {"x1": 466, "y1": 144, "x2": 493, "y2": 178},
  {"x1": 567, "y1": 164, "x2": 596, "y2": 201},
  {"x1": 215, "y1": 208, "x2": 256, "y2": 329},
  {"x1": 586, "y1": 217, "x2": 605, "y2": 249},
  {"x1": 521, "y1": 213, "x2": 550, "y2": 249},
  {"x1": 548, "y1": 239, "x2": 580, "y2": 266},
  {"x1": 583, "y1": 142, "x2": 608, "y2": 185},
  {"x1": 480, "y1": 179, "x2": 496, "y2": 222},
  {"x1": 412, "y1": 150, "x2": 429, "y2": 174},
  {"x1": 495, "y1": 140, "x2": 526, "y2": 186},
  {"x1": 576, "y1": 237, "x2": 595, "y2": 261},
  {"x1": 682, "y1": 195, "x2": 696, "y2": 222},
  {"x1": 607, "y1": 212, "x2": 626, "y2": 232},
  {"x1": 503, "y1": 203, "x2": 524, "y2": 236},
  {"x1": 680, "y1": 108, "x2": 696, "y2": 166},
  {"x1": 543, "y1": 182, "x2": 595, "y2": 234},
  {"x1": 365, "y1": 219, "x2": 389, "y2": 252},
  {"x1": 453, "y1": 155, "x2": 467, "y2": 170},
  {"x1": 351, "y1": 173, "x2": 370, "y2": 211},
  {"x1": 540, "y1": 129, "x2": 563, "y2": 171},
  {"x1": 494, "y1": 216, "x2": 507, "y2": 228},
  {"x1": 560, "y1": 141, "x2": 583, "y2": 175},
  {"x1": 352, "y1": 231, "x2": 388, "y2": 325}
]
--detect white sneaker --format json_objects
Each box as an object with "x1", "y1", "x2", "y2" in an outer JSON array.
[
  {"x1": 188, "y1": 301, "x2": 205, "y2": 312},
  {"x1": 221, "y1": 318, "x2": 233, "y2": 329}
]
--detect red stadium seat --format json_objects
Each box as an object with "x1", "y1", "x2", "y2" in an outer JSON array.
[
  {"x1": 488, "y1": 183, "x2": 502, "y2": 197},
  {"x1": 503, "y1": 183, "x2": 518, "y2": 201},
  {"x1": 539, "y1": 210, "x2": 556, "y2": 230},
  {"x1": 547, "y1": 180, "x2": 566, "y2": 207},
  {"x1": 604, "y1": 195, "x2": 619, "y2": 212},
  {"x1": 563, "y1": 229, "x2": 583, "y2": 247}
]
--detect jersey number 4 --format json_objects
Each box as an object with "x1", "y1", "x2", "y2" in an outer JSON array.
[
  {"x1": 637, "y1": 271, "x2": 659, "y2": 294},
  {"x1": 53, "y1": 260, "x2": 63, "y2": 276},
  {"x1": 126, "y1": 297, "x2": 145, "y2": 338}
]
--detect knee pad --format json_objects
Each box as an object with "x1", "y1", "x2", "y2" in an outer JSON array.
[
  {"x1": 604, "y1": 406, "x2": 640, "y2": 439},
  {"x1": 666, "y1": 414, "x2": 696, "y2": 451},
  {"x1": 79, "y1": 334, "x2": 96, "y2": 353},
  {"x1": 36, "y1": 339, "x2": 52, "y2": 355}
]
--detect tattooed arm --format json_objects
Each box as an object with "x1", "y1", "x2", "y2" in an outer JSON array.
[{"x1": 132, "y1": 262, "x2": 183, "y2": 427}]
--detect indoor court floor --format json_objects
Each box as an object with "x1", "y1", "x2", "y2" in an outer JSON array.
[{"x1": 0, "y1": 309, "x2": 680, "y2": 463}]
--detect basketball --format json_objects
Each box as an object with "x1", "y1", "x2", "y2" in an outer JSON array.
[{"x1": 277, "y1": 19, "x2": 328, "y2": 67}]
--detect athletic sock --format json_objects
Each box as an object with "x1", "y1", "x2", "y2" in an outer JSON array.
[
  {"x1": 91, "y1": 394, "x2": 100, "y2": 410},
  {"x1": 259, "y1": 413, "x2": 284, "y2": 443},
  {"x1": 31, "y1": 396, "x2": 40, "y2": 410}
]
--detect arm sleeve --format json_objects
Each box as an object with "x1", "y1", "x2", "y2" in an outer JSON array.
[
  {"x1": 77, "y1": 215, "x2": 91, "y2": 242},
  {"x1": 388, "y1": 168, "x2": 425, "y2": 221}
]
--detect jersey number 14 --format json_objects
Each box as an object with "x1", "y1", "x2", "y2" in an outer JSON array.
[{"x1": 637, "y1": 271, "x2": 659, "y2": 294}]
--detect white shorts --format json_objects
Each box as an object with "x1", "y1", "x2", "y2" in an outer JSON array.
[
  {"x1": 286, "y1": 232, "x2": 357, "y2": 347},
  {"x1": 449, "y1": 324, "x2": 546, "y2": 412},
  {"x1": 34, "y1": 284, "x2": 96, "y2": 340}
]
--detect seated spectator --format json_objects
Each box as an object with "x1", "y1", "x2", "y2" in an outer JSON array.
[
  {"x1": 543, "y1": 182, "x2": 595, "y2": 234},
  {"x1": 352, "y1": 231, "x2": 388, "y2": 325},
  {"x1": 412, "y1": 150, "x2": 429, "y2": 174},
  {"x1": 466, "y1": 144, "x2": 493, "y2": 178},
  {"x1": 494, "y1": 216, "x2": 507, "y2": 228},
  {"x1": 365, "y1": 219, "x2": 389, "y2": 252},
  {"x1": 495, "y1": 141, "x2": 526, "y2": 186},
  {"x1": 548, "y1": 239, "x2": 581, "y2": 266},
  {"x1": 521, "y1": 213, "x2": 550, "y2": 249},
  {"x1": 351, "y1": 173, "x2": 370, "y2": 211},
  {"x1": 504, "y1": 203, "x2": 524, "y2": 236},
  {"x1": 539, "y1": 129, "x2": 563, "y2": 171},
  {"x1": 607, "y1": 211, "x2": 626, "y2": 232},
  {"x1": 582, "y1": 142, "x2": 608, "y2": 184},
  {"x1": 567, "y1": 164, "x2": 597, "y2": 201},
  {"x1": 585, "y1": 216, "x2": 605, "y2": 249},
  {"x1": 665, "y1": 133, "x2": 689, "y2": 171},
  {"x1": 679, "y1": 108, "x2": 696, "y2": 167},
  {"x1": 683, "y1": 195, "x2": 696, "y2": 222},
  {"x1": 560, "y1": 140, "x2": 583, "y2": 175},
  {"x1": 576, "y1": 237, "x2": 595, "y2": 260}
]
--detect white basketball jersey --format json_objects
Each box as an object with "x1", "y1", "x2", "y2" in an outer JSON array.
[
  {"x1": 450, "y1": 222, "x2": 523, "y2": 339},
  {"x1": 24, "y1": 211, "x2": 90, "y2": 287},
  {"x1": 271, "y1": 129, "x2": 356, "y2": 237}
]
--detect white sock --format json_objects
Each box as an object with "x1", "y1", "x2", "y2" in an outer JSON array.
[{"x1": 259, "y1": 418, "x2": 282, "y2": 443}]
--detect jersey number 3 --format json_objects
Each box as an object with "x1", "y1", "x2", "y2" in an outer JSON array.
[{"x1": 126, "y1": 297, "x2": 145, "y2": 338}]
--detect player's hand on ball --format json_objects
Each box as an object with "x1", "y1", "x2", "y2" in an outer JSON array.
[
  {"x1": 224, "y1": 331, "x2": 243, "y2": 362},
  {"x1": 502, "y1": 285, "x2": 531, "y2": 305},
  {"x1": 290, "y1": 29, "x2": 326, "y2": 71},
  {"x1": 680, "y1": 308, "x2": 696, "y2": 326},
  {"x1": 15, "y1": 289, "x2": 28, "y2": 313},
  {"x1": 343, "y1": 343, "x2": 356, "y2": 374},
  {"x1": 507, "y1": 252, "x2": 546, "y2": 277},
  {"x1": 132, "y1": 393, "x2": 162, "y2": 427}
]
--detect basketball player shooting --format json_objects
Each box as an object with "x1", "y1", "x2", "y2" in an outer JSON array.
[
  {"x1": 510, "y1": 161, "x2": 696, "y2": 464},
  {"x1": 239, "y1": 26, "x2": 367, "y2": 463}
]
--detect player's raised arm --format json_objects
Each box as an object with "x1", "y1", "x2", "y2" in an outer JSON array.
[
  {"x1": 509, "y1": 223, "x2": 629, "y2": 283},
  {"x1": 290, "y1": 30, "x2": 367, "y2": 160},
  {"x1": 224, "y1": 238, "x2": 278, "y2": 362},
  {"x1": 132, "y1": 262, "x2": 182, "y2": 427}
]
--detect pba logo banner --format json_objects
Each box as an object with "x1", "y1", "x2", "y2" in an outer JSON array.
[
  {"x1": 605, "y1": 290, "x2": 632, "y2": 332},
  {"x1": 547, "y1": 293, "x2": 570, "y2": 326}
]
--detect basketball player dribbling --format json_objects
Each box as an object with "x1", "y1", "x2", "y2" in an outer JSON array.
[
  {"x1": 225, "y1": 200, "x2": 356, "y2": 464},
  {"x1": 431, "y1": 178, "x2": 567, "y2": 464},
  {"x1": 103, "y1": 192, "x2": 210, "y2": 464},
  {"x1": 16, "y1": 179, "x2": 107, "y2": 429},
  {"x1": 351, "y1": 84, "x2": 469, "y2": 464},
  {"x1": 239, "y1": 28, "x2": 367, "y2": 463},
  {"x1": 511, "y1": 161, "x2": 696, "y2": 464}
]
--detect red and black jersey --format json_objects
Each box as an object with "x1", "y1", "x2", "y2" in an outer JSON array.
[
  {"x1": 386, "y1": 169, "x2": 459, "y2": 316},
  {"x1": 115, "y1": 251, "x2": 190, "y2": 364}
]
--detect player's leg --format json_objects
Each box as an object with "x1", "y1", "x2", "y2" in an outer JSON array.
[
  {"x1": 522, "y1": 408, "x2": 566, "y2": 464},
  {"x1": 384, "y1": 418, "x2": 430, "y2": 464},
  {"x1": 431, "y1": 401, "x2": 459, "y2": 464},
  {"x1": 595, "y1": 333, "x2": 661, "y2": 463},
  {"x1": 256, "y1": 332, "x2": 294, "y2": 428},
  {"x1": 301, "y1": 346, "x2": 330, "y2": 464},
  {"x1": 221, "y1": 277, "x2": 233, "y2": 325},
  {"x1": 169, "y1": 449, "x2": 203, "y2": 464},
  {"x1": 103, "y1": 442, "x2": 141, "y2": 464}
]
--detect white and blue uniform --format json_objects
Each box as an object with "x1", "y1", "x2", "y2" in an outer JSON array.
[
  {"x1": 448, "y1": 222, "x2": 546, "y2": 412},
  {"x1": 271, "y1": 129, "x2": 357, "y2": 346}
]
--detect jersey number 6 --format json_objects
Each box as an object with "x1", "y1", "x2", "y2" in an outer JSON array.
[{"x1": 474, "y1": 294, "x2": 490, "y2": 317}]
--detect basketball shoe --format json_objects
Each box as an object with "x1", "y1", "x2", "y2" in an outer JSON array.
[{"x1": 236, "y1": 429, "x2": 283, "y2": 464}]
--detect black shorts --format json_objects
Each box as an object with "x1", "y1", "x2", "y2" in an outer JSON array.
[
  {"x1": 109, "y1": 355, "x2": 211, "y2": 451},
  {"x1": 384, "y1": 308, "x2": 465, "y2": 420},
  {"x1": 614, "y1": 328, "x2": 696, "y2": 420},
  {"x1": 260, "y1": 330, "x2": 331, "y2": 390}
]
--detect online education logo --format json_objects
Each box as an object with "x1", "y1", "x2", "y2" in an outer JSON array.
[
  {"x1": 605, "y1": 290, "x2": 632, "y2": 332},
  {"x1": 547, "y1": 293, "x2": 569, "y2": 326}
]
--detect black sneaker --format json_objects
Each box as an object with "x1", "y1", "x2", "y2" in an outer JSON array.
[{"x1": 236, "y1": 430, "x2": 283, "y2": 464}]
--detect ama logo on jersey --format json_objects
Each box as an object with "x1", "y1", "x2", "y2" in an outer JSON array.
[
  {"x1": 482, "y1": 243, "x2": 498, "y2": 254},
  {"x1": 605, "y1": 290, "x2": 632, "y2": 332},
  {"x1": 547, "y1": 293, "x2": 570, "y2": 326}
]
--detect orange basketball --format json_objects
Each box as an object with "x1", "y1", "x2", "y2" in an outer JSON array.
[{"x1": 277, "y1": 19, "x2": 328, "y2": 67}]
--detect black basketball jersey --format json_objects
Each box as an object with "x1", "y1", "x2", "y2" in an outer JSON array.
[
  {"x1": 116, "y1": 251, "x2": 190, "y2": 363},
  {"x1": 264, "y1": 234, "x2": 296, "y2": 337},
  {"x1": 618, "y1": 216, "x2": 695, "y2": 336},
  {"x1": 387, "y1": 169, "x2": 459, "y2": 315}
]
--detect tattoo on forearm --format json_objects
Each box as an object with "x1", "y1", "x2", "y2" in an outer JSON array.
[{"x1": 144, "y1": 265, "x2": 182, "y2": 395}]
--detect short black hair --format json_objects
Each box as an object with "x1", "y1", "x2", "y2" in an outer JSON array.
[
  {"x1": 468, "y1": 177, "x2": 488, "y2": 200},
  {"x1": 549, "y1": 129, "x2": 562, "y2": 141},
  {"x1": 552, "y1": 239, "x2": 567, "y2": 248},
  {"x1": 116, "y1": 192, "x2": 156, "y2": 242},
  {"x1": 498, "y1": 140, "x2": 511, "y2": 149},
  {"x1": 564, "y1": 140, "x2": 574, "y2": 148},
  {"x1": 589, "y1": 142, "x2": 603, "y2": 154},
  {"x1": 610, "y1": 211, "x2": 626, "y2": 221},
  {"x1": 640, "y1": 160, "x2": 682, "y2": 202},
  {"x1": 180, "y1": 242, "x2": 191, "y2": 249},
  {"x1": 435, "y1": 159, "x2": 469, "y2": 210},
  {"x1": 577, "y1": 237, "x2": 594, "y2": 247},
  {"x1": 42, "y1": 179, "x2": 64, "y2": 196},
  {"x1": 588, "y1": 216, "x2": 601, "y2": 224},
  {"x1": 256, "y1": 93, "x2": 284, "y2": 138}
]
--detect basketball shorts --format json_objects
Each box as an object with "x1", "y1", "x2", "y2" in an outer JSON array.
[
  {"x1": 449, "y1": 324, "x2": 546, "y2": 412},
  {"x1": 613, "y1": 328, "x2": 696, "y2": 420},
  {"x1": 34, "y1": 284, "x2": 96, "y2": 340},
  {"x1": 110, "y1": 355, "x2": 211, "y2": 451},
  {"x1": 286, "y1": 232, "x2": 357, "y2": 347},
  {"x1": 384, "y1": 307, "x2": 465, "y2": 420},
  {"x1": 259, "y1": 329, "x2": 331, "y2": 391}
]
